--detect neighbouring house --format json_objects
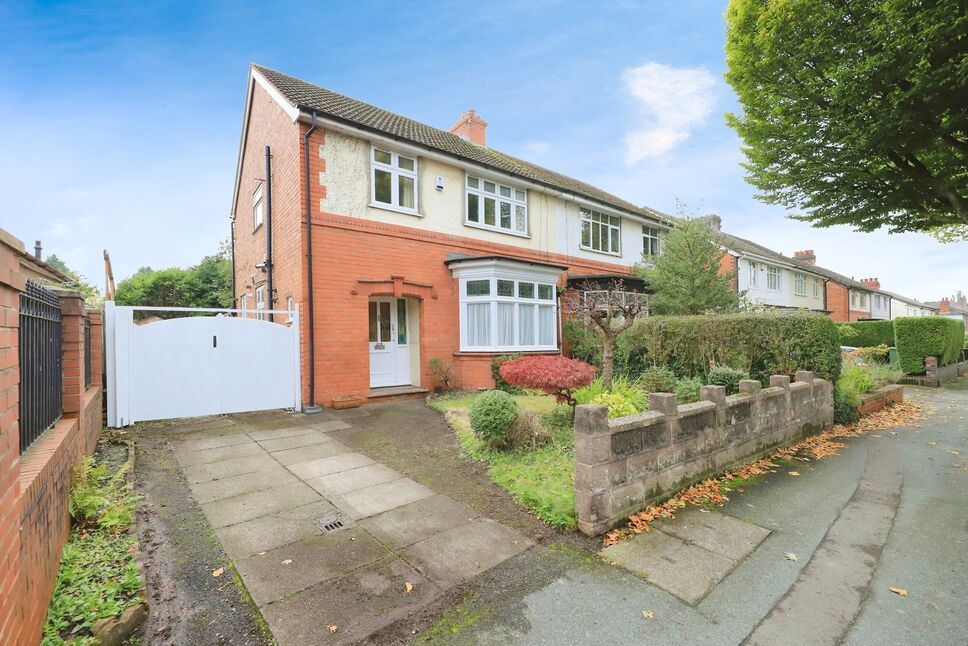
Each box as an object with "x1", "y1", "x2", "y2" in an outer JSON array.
[
  {"x1": 926, "y1": 294, "x2": 968, "y2": 330},
  {"x1": 231, "y1": 64, "x2": 671, "y2": 408},
  {"x1": 713, "y1": 224, "x2": 828, "y2": 313},
  {"x1": 856, "y1": 278, "x2": 893, "y2": 320},
  {"x1": 789, "y1": 251, "x2": 880, "y2": 322},
  {"x1": 880, "y1": 289, "x2": 939, "y2": 319}
]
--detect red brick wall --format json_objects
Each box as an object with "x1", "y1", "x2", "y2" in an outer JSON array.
[
  {"x1": 825, "y1": 281, "x2": 869, "y2": 322},
  {"x1": 719, "y1": 251, "x2": 739, "y2": 292}
]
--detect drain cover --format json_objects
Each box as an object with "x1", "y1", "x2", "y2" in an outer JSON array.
[{"x1": 317, "y1": 511, "x2": 348, "y2": 533}]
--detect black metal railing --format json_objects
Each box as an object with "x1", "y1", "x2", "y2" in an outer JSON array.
[
  {"x1": 83, "y1": 316, "x2": 92, "y2": 389},
  {"x1": 19, "y1": 281, "x2": 62, "y2": 453}
]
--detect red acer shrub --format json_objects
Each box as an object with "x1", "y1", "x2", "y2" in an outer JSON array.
[{"x1": 498, "y1": 356, "x2": 597, "y2": 406}]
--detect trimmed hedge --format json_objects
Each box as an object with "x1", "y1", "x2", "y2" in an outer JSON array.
[
  {"x1": 615, "y1": 312, "x2": 842, "y2": 384},
  {"x1": 894, "y1": 317, "x2": 965, "y2": 373},
  {"x1": 839, "y1": 320, "x2": 895, "y2": 347}
]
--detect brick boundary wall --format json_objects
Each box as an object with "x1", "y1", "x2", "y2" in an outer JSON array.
[
  {"x1": 0, "y1": 230, "x2": 104, "y2": 645},
  {"x1": 857, "y1": 384, "x2": 904, "y2": 416},
  {"x1": 900, "y1": 356, "x2": 968, "y2": 388},
  {"x1": 574, "y1": 371, "x2": 834, "y2": 536}
]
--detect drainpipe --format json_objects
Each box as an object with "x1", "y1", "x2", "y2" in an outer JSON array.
[
  {"x1": 303, "y1": 112, "x2": 321, "y2": 412},
  {"x1": 264, "y1": 145, "x2": 274, "y2": 322},
  {"x1": 229, "y1": 216, "x2": 236, "y2": 309}
]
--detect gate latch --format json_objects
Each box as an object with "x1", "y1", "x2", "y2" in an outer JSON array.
[{"x1": 213, "y1": 335, "x2": 217, "y2": 348}]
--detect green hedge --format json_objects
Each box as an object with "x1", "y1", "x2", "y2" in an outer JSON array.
[
  {"x1": 615, "y1": 312, "x2": 842, "y2": 384},
  {"x1": 893, "y1": 317, "x2": 965, "y2": 373},
  {"x1": 839, "y1": 320, "x2": 895, "y2": 347}
]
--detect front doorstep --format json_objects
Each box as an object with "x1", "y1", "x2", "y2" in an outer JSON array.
[{"x1": 368, "y1": 385, "x2": 429, "y2": 399}]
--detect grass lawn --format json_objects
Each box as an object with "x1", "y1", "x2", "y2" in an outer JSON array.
[{"x1": 428, "y1": 391, "x2": 577, "y2": 530}]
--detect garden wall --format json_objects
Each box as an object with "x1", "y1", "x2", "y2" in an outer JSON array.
[
  {"x1": 857, "y1": 384, "x2": 904, "y2": 415},
  {"x1": 899, "y1": 356, "x2": 968, "y2": 387},
  {"x1": 574, "y1": 371, "x2": 833, "y2": 536}
]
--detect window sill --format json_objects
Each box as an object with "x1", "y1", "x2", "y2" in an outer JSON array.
[
  {"x1": 579, "y1": 245, "x2": 622, "y2": 258},
  {"x1": 369, "y1": 202, "x2": 421, "y2": 218},
  {"x1": 463, "y1": 221, "x2": 530, "y2": 239},
  {"x1": 252, "y1": 223, "x2": 263, "y2": 234},
  {"x1": 456, "y1": 346, "x2": 559, "y2": 354}
]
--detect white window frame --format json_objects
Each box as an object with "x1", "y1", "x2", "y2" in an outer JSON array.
[
  {"x1": 286, "y1": 296, "x2": 294, "y2": 323},
  {"x1": 813, "y1": 278, "x2": 821, "y2": 298},
  {"x1": 794, "y1": 272, "x2": 806, "y2": 296},
  {"x1": 370, "y1": 146, "x2": 418, "y2": 215},
  {"x1": 464, "y1": 174, "x2": 528, "y2": 236},
  {"x1": 240, "y1": 294, "x2": 249, "y2": 318},
  {"x1": 253, "y1": 184, "x2": 264, "y2": 230},
  {"x1": 859, "y1": 292, "x2": 868, "y2": 308},
  {"x1": 851, "y1": 291, "x2": 858, "y2": 308},
  {"x1": 642, "y1": 226, "x2": 661, "y2": 257},
  {"x1": 255, "y1": 286, "x2": 265, "y2": 321},
  {"x1": 748, "y1": 261, "x2": 758, "y2": 287},
  {"x1": 580, "y1": 208, "x2": 621, "y2": 256},
  {"x1": 766, "y1": 265, "x2": 782, "y2": 291},
  {"x1": 449, "y1": 259, "x2": 561, "y2": 353}
]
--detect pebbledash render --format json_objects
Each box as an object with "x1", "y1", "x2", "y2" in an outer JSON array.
[{"x1": 230, "y1": 64, "x2": 671, "y2": 409}]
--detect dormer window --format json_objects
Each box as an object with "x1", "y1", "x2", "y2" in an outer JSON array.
[{"x1": 371, "y1": 146, "x2": 417, "y2": 213}]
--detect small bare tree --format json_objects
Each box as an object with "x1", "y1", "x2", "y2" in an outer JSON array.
[{"x1": 563, "y1": 278, "x2": 650, "y2": 389}]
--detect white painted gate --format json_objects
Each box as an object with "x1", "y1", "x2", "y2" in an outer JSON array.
[{"x1": 105, "y1": 302, "x2": 301, "y2": 427}]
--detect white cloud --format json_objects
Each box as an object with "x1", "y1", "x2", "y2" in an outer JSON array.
[{"x1": 622, "y1": 62, "x2": 717, "y2": 164}]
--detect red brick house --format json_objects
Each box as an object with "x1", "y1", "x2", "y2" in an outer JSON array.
[{"x1": 231, "y1": 65, "x2": 670, "y2": 409}]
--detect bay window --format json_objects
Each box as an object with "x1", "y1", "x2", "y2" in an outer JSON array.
[
  {"x1": 465, "y1": 175, "x2": 527, "y2": 235},
  {"x1": 371, "y1": 146, "x2": 417, "y2": 213},
  {"x1": 580, "y1": 208, "x2": 621, "y2": 255}
]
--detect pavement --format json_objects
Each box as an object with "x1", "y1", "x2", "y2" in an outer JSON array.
[{"x1": 170, "y1": 408, "x2": 532, "y2": 645}]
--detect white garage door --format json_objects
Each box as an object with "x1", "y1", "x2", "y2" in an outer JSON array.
[{"x1": 105, "y1": 303, "x2": 301, "y2": 427}]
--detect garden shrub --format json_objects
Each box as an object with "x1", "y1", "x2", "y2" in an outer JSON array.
[
  {"x1": 674, "y1": 377, "x2": 703, "y2": 404},
  {"x1": 573, "y1": 378, "x2": 606, "y2": 406},
  {"x1": 639, "y1": 366, "x2": 679, "y2": 393},
  {"x1": 562, "y1": 319, "x2": 603, "y2": 367},
  {"x1": 894, "y1": 317, "x2": 965, "y2": 373},
  {"x1": 706, "y1": 365, "x2": 750, "y2": 394},
  {"x1": 590, "y1": 392, "x2": 638, "y2": 418},
  {"x1": 506, "y1": 409, "x2": 551, "y2": 450},
  {"x1": 499, "y1": 355, "x2": 596, "y2": 405},
  {"x1": 838, "y1": 362, "x2": 874, "y2": 399},
  {"x1": 618, "y1": 312, "x2": 842, "y2": 384},
  {"x1": 69, "y1": 457, "x2": 137, "y2": 533},
  {"x1": 839, "y1": 320, "x2": 895, "y2": 347},
  {"x1": 833, "y1": 398, "x2": 860, "y2": 425},
  {"x1": 574, "y1": 375, "x2": 648, "y2": 412},
  {"x1": 469, "y1": 390, "x2": 518, "y2": 448},
  {"x1": 491, "y1": 353, "x2": 523, "y2": 394},
  {"x1": 428, "y1": 358, "x2": 454, "y2": 391}
]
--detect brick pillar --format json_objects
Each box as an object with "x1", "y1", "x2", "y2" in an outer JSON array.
[
  {"x1": 57, "y1": 291, "x2": 85, "y2": 418},
  {"x1": 87, "y1": 311, "x2": 103, "y2": 389},
  {"x1": 0, "y1": 238, "x2": 25, "y2": 645}
]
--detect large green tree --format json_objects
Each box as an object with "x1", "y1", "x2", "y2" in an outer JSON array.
[
  {"x1": 637, "y1": 212, "x2": 741, "y2": 315},
  {"x1": 115, "y1": 243, "x2": 232, "y2": 315},
  {"x1": 45, "y1": 254, "x2": 102, "y2": 305},
  {"x1": 725, "y1": 0, "x2": 968, "y2": 233}
]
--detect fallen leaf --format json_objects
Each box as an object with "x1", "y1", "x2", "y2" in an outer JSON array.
[
  {"x1": 282, "y1": 559, "x2": 293, "y2": 565},
  {"x1": 784, "y1": 552, "x2": 798, "y2": 561},
  {"x1": 642, "y1": 610, "x2": 654, "y2": 619},
  {"x1": 890, "y1": 587, "x2": 908, "y2": 597},
  {"x1": 404, "y1": 581, "x2": 414, "y2": 593},
  {"x1": 258, "y1": 552, "x2": 266, "y2": 557},
  {"x1": 212, "y1": 567, "x2": 224, "y2": 577},
  {"x1": 328, "y1": 625, "x2": 338, "y2": 633},
  {"x1": 788, "y1": 471, "x2": 800, "y2": 477},
  {"x1": 948, "y1": 450, "x2": 961, "y2": 456}
]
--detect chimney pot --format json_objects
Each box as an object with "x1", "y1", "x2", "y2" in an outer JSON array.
[
  {"x1": 34, "y1": 240, "x2": 42, "y2": 260},
  {"x1": 449, "y1": 109, "x2": 488, "y2": 146},
  {"x1": 793, "y1": 249, "x2": 817, "y2": 265},
  {"x1": 702, "y1": 214, "x2": 722, "y2": 232}
]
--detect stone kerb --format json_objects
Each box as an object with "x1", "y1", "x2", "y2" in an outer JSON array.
[{"x1": 574, "y1": 371, "x2": 832, "y2": 536}]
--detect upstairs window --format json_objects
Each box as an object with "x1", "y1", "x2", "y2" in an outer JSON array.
[
  {"x1": 465, "y1": 175, "x2": 527, "y2": 235},
  {"x1": 643, "y1": 226, "x2": 661, "y2": 257},
  {"x1": 580, "y1": 208, "x2": 621, "y2": 255},
  {"x1": 749, "y1": 261, "x2": 758, "y2": 287},
  {"x1": 813, "y1": 279, "x2": 821, "y2": 298},
  {"x1": 851, "y1": 291, "x2": 858, "y2": 308},
  {"x1": 371, "y1": 147, "x2": 417, "y2": 213},
  {"x1": 767, "y1": 265, "x2": 781, "y2": 291},
  {"x1": 253, "y1": 185, "x2": 264, "y2": 230},
  {"x1": 794, "y1": 272, "x2": 806, "y2": 296}
]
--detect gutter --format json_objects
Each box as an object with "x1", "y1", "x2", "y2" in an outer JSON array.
[{"x1": 302, "y1": 112, "x2": 321, "y2": 413}]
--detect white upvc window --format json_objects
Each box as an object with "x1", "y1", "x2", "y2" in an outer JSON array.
[
  {"x1": 851, "y1": 291, "x2": 858, "y2": 308},
  {"x1": 286, "y1": 296, "x2": 294, "y2": 323},
  {"x1": 767, "y1": 265, "x2": 782, "y2": 291},
  {"x1": 813, "y1": 278, "x2": 821, "y2": 298},
  {"x1": 748, "y1": 261, "x2": 758, "y2": 287},
  {"x1": 371, "y1": 146, "x2": 417, "y2": 213},
  {"x1": 580, "y1": 208, "x2": 621, "y2": 255},
  {"x1": 794, "y1": 272, "x2": 806, "y2": 296},
  {"x1": 859, "y1": 292, "x2": 868, "y2": 308},
  {"x1": 240, "y1": 294, "x2": 249, "y2": 318},
  {"x1": 255, "y1": 286, "x2": 266, "y2": 320},
  {"x1": 253, "y1": 184, "x2": 264, "y2": 230},
  {"x1": 643, "y1": 226, "x2": 661, "y2": 257},
  {"x1": 465, "y1": 175, "x2": 527, "y2": 235}
]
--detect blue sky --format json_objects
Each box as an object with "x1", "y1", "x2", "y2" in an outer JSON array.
[{"x1": 1, "y1": 0, "x2": 965, "y2": 301}]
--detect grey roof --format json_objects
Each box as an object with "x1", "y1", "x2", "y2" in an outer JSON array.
[
  {"x1": 252, "y1": 64, "x2": 671, "y2": 225},
  {"x1": 925, "y1": 300, "x2": 968, "y2": 314},
  {"x1": 876, "y1": 290, "x2": 938, "y2": 309},
  {"x1": 718, "y1": 231, "x2": 829, "y2": 276}
]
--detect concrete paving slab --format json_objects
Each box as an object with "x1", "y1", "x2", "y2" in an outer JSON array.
[
  {"x1": 257, "y1": 432, "x2": 334, "y2": 453},
  {"x1": 305, "y1": 419, "x2": 351, "y2": 432},
  {"x1": 271, "y1": 441, "x2": 354, "y2": 466},
  {"x1": 306, "y1": 463, "x2": 402, "y2": 497},
  {"x1": 214, "y1": 503, "x2": 335, "y2": 557},
  {"x1": 654, "y1": 508, "x2": 771, "y2": 561},
  {"x1": 361, "y1": 494, "x2": 478, "y2": 549},
  {"x1": 241, "y1": 416, "x2": 305, "y2": 431},
  {"x1": 177, "y1": 432, "x2": 252, "y2": 452},
  {"x1": 175, "y1": 441, "x2": 263, "y2": 467},
  {"x1": 287, "y1": 452, "x2": 375, "y2": 480},
  {"x1": 188, "y1": 464, "x2": 298, "y2": 504},
  {"x1": 601, "y1": 528, "x2": 736, "y2": 604},
  {"x1": 259, "y1": 558, "x2": 441, "y2": 646},
  {"x1": 182, "y1": 453, "x2": 278, "y2": 484},
  {"x1": 403, "y1": 517, "x2": 532, "y2": 583},
  {"x1": 246, "y1": 426, "x2": 321, "y2": 442},
  {"x1": 233, "y1": 527, "x2": 390, "y2": 606},
  {"x1": 201, "y1": 482, "x2": 322, "y2": 528},
  {"x1": 332, "y1": 478, "x2": 435, "y2": 520},
  {"x1": 167, "y1": 416, "x2": 237, "y2": 433}
]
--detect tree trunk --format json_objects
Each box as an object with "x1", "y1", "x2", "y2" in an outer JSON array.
[{"x1": 601, "y1": 333, "x2": 615, "y2": 390}]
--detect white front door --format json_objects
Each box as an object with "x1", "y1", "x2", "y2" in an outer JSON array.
[{"x1": 369, "y1": 298, "x2": 411, "y2": 388}]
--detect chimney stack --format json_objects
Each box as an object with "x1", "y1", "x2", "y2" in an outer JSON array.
[
  {"x1": 940, "y1": 297, "x2": 951, "y2": 313},
  {"x1": 956, "y1": 291, "x2": 967, "y2": 306},
  {"x1": 793, "y1": 249, "x2": 816, "y2": 265},
  {"x1": 702, "y1": 214, "x2": 722, "y2": 232},
  {"x1": 448, "y1": 109, "x2": 488, "y2": 146},
  {"x1": 34, "y1": 240, "x2": 42, "y2": 261},
  {"x1": 859, "y1": 277, "x2": 881, "y2": 290}
]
